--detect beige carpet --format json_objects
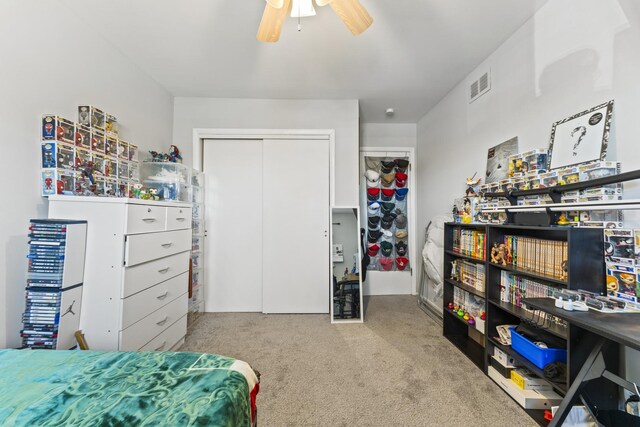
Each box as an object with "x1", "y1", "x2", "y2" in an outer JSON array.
[{"x1": 181, "y1": 295, "x2": 536, "y2": 427}]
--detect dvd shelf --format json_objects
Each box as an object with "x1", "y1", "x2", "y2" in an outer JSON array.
[
  {"x1": 501, "y1": 235, "x2": 568, "y2": 279},
  {"x1": 452, "y1": 227, "x2": 487, "y2": 260},
  {"x1": 22, "y1": 219, "x2": 87, "y2": 350}
]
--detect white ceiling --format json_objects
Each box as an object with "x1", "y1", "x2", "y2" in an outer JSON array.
[{"x1": 60, "y1": 0, "x2": 545, "y2": 123}]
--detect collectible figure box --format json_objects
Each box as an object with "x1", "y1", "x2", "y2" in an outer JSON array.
[
  {"x1": 557, "y1": 167, "x2": 580, "y2": 185},
  {"x1": 606, "y1": 263, "x2": 639, "y2": 302},
  {"x1": 104, "y1": 157, "x2": 117, "y2": 177},
  {"x1": 75, "y1": 125, "x2": 91, "y2": 150},
  {"x1": 91, "y1": 129, "x2": 105, "y2": 153},
  {"x1": 521, "y1": 149, "x2": 548, "y2": 174},
  {"x1": 604, "y1": 229, "x2": 635, "y2": 266},
  {"x1": 579, "y1": 161, "x2": 621, "y2": 182},
  {"x1": 478, "y1": 183, "x2": 489, "y2": 197},
  {"x1": 510, "y1": 178, "x2": 525, "y2": 191},
  {"x1": 105, "y1": 114, "x2": 118, "y2": 137},
  {"x1": 523, "y1": 171, "x2": 542, "y2": 190},
  {"x1": 583, "y1": 221, "x2": 624, "y2": 229},
  {"x1": 487, "y1": 182, "x2": 500, "y2": 194},
  {"x1": 128, "y1": 162, "x2": 139, "y2": 181},
  {"x1": 577, "y1": 194, "x2": 622, "y2": 203},
  {"x1": 508, "y1": 153, "x2": 524, "y2": 177},
  {"x1": 103, "y1": 177, "x2": 117, "y2": 197},
  {"x1": 78, "y1": 106, "x2": 105, "y2": 130},
  {"x1": 91, "y1": 152, "x2": 106, "y2": 176},
  {"x1": 105, "y1": 136, "x2": 118, "y2": 158},
  {"x1": 499, "y1": 179, "x2": 512, "y2": 193},
  {"x1": 117, "y1": 139, "x2": 129, "y2": 160},
  {"x1": 74, "y1": 148, "x2": 91, "y2": 170},
  {"x1": 41, "y1": 169, "x2": 77, "y2": 196},
  {"x1": 581, "y1": 184, "x2": 623, "y2": 196},
  {"x1": 128, "y1": 143, "x2": 139, "y2": 162},
  {"x1": 561, "y1": 196, "x2": 577, "y2": 204},
  {"x1": 117, "y1": 160, "x2": 129, "y2": 181},
  {"x1": 42, "y1": 115, "x2": 75, "y2": 145},
  {"x1": 56, "y1": 144, "x2": 75, "y2": 170},
  {"x1": 539, "y1": 171, "x2": 558, "y2": 188},
  {"x1": 41, "y1": 142, "x2": 56, "y2": 169}
]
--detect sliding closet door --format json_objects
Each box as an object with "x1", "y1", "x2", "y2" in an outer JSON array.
[
  {"x1": 262, "y1": 139, "x2": 330, "y2": 313},
  {"x1": 203, "y1": 140, "x2": 263, "y2": 312}
]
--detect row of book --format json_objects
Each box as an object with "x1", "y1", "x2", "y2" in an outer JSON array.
[
  {"x1": 21, "y1": 220, "x2": 86, "y2": 350},
  {"x1": 499, "y1": 271, "x2": 556, "y2": 308},
  {"x1": 452, "y1": 228, "x2": 487, "y2": 260},
  {"x1": 502, "y1": 235, "x2": 568, "y2": 280},
  {"x1": 458, "y1": 260, "x2": 485, "y2": 292}
]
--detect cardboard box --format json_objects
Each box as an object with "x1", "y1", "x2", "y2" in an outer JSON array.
[
  {"x1": 78, "y1": 106, "x2": 105, "y2": 130},
  {"x1": 42, "y1": 115, "x2": 75, "y2": 144},
  {"x1": 578, "y1": 161, "x2": 621, "y2": 181},
  {"x1": 75, "y1": 124, "x2": 91, "y2": 150},
  {"x1": 511, "y1": 368, "x2": 552, "y2": 391},
  {"x1": 493, "y1": 346, "x2": 519, "y2": 368},
  {"x1": 488, "y1": 366, "x2": 562, "y2": 409}
]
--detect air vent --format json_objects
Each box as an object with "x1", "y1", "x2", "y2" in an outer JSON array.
[{"x1": 469, "y1": 70, "x2": 491, "y2": 103}]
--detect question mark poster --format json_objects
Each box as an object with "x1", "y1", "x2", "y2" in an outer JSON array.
[{"x1": 548, "y1": 100, "x2": 613, "y2": 170}]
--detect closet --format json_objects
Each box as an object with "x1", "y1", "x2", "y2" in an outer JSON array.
[{"x1": 203, "y1": 138, "x2": 330, "y2": 314}]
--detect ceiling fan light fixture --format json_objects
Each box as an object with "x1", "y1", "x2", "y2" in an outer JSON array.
[{"x1": 291, "y1": 0, "x2": 316, "y2": 17}]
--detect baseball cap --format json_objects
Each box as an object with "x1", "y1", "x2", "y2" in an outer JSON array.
[
  {"x1": 381, "y1": 229, "x2": 394, "y2": 242},
  {"x1": 365, "y1": 158, "x2": 381, "y2": 170},
  {"x1": 367, "y1": 229, "x2": 382, "y2": 243},
  {"x1": 395, "y1": 159, "x2": 409, "y2": 172},
  {"x1": 396, "y1": 241, "x2": 408, "y2": 256},
  {"x1": 395, "y1": 230, "x2": 408, "y2": 240},
  {"x1": 367, "y1": 202, "x2": 381, "y2": 216},
  {"x1": 395, "y1": 172, "x2": 408, "y2": 188},
  {"x1": 395, "y1": 188, "x2": 409, "y2": 201},
  {"x1": 381, "y1": 161, "x2": 395, "y2": 173},
  {"x1": 367, "y1": 243, "x2": 380, "y2": 256},
  {"x1": 381, "y1": 214, "x2": 396, "y2": 229},
  {"x1": 380, "y1": 188, "x2": 395, "y2": 201},
  {"x1": 380, "y1": 241, "x2": 393, "y2": 256},
  {"x1": 395, "y1": 213, "x2": 408, "y2": 229},
  {"x1": 367, "y1": 216, "x2": 381, "y2": 228},
  {"x1": 367, "y1": 187, "x2": 380, "y2": 202},
  {"x1": 381, "y1": 202, "x2": 396, "y2": 214},
  {"x1": 396, "y1": 257, "x2": 409, "y2": 270},
  {"x1": 379, "y1": 257, "x2": 394, "y2": 271}
]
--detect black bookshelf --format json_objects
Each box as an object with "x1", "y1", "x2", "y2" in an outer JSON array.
[{"x1": 442, "y1": 223, "x2": 607, "y2": 427}]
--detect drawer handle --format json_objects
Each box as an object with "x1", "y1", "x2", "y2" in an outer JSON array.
[
  {"x1": 161, "y1": 242, "x2": 173, "y2": 248},
  {"x1": 175, "y1": 217, "x2": 186, "y2": 221},
  {"x1": 156, "y1": 317, "x2": 169, "y2": 326},
  {"x1": 158, "y1": 267, "x2": 170, "y2": 274},
  {"x1": 155, "y1": 341, "x2": 167, "y2": 351},
  {"x1": 142, "y1": 218, "x2": 157, "y2": 222},
  {"x1": 156, "y1": 292, "x2": 169, "y2": 300}
]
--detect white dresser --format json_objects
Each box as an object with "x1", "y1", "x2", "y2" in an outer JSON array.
[{"x1": 48, "y1": 196, "x2": 191, "y2": 351}]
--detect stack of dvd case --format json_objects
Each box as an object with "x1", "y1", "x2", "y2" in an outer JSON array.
[{"x1": 22, "y1": 219, "x2": 87, "y2": 349}]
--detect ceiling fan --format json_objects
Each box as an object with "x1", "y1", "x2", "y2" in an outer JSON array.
[{"x1": 257, "y1": 0, "x2": 373, "y2": 43}]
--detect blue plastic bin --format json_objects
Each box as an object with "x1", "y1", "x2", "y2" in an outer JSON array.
[{"x1": 510, "y1": 327, "x2": 567, "y2": 369}]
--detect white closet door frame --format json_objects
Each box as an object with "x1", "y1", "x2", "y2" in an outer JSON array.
[
  {"x1": 193, "y1": 129, "x2": 335, "y2": 207},
  {"x1": 360, "y1": 147, "x2": 417, "y2": 296}
]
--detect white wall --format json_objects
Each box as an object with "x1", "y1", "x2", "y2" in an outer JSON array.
[
  {"x1": 361, "y1": 123, "x2": 417, "y2": 148},
  {"x1": 0, "y1": 1, "x2": 174, "y2": 348},
  {"x1": 416, "y1": 0, "x2": 640, "y2": 384},
  {"x1": 173, "y1": 98, "x2": 360, "y2": 206}
]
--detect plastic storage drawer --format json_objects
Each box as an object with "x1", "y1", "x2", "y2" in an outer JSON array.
[{"x1": 510, "y1": 327, "x2": 567, "y2": 369}]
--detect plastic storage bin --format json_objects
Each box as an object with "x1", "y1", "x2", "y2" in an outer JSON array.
[
  {"x1": 510, "y1": 327, "x2": 567, "y2": 369},
  {"x1": 140, "y1": 162, "x2": 191, "y2": 202}
]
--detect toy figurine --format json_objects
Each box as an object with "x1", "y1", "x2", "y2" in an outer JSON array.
[
  {"x1": 453, "y1": 304, "x2": 458, "y2": 311},
  {"x1": 557, "y1": 215, "x2": 570, "y2": 226},
  {"x1": 560, "y1": 260, "x2": 568, "y2": 281},
  {"x1": 480, "y1": 312, "x2": 486, "y2": 321},
  {"x1": 448, "y1": 302, "x2": 454, "y2": 310},
  {"x1": 490, "y1": 242, "x2": 500, "y2": 263},
  {"x1": 169, "y1": 145, "x2": 182, "y2": 163},
  {"x1": 463, "y1": 313, "x2": 470, "y2": 321},
  {"x1": 457, "y1": 308, "x2": 464, "y2": 317},
  {"x1": 465, "y1": 173, "x2": 482, "y2": 197},
  {"x1": 451, "y1": 260, "x2": 459, "y2": 280},
  {"x1": 468, "y1": 317, "x2": 475, "y2": 326},
  {"x1": 462, "y1": 212, "x2": 472, "y2": 224},
  {"x1": 496, "y1": 244, "x2": 508, "y2": 266}
]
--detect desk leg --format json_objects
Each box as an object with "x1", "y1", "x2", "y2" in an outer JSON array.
[{"x1": 549, "y1": 338, "x2": 608, "y2": 427}]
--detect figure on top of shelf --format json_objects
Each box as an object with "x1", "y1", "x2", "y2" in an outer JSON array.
[
  {"x1": 557, "y1": 215, "x2": 571, "y2": 226},
  {"x1": 491, "y1": 243, "x2": 508, "y2": 266},
  {"x1": 450, "y1": 260, "x2": 459, "y2": 281},
  {"x1": 465, "y1": 173, "x2": 482, "y2": 197},
  {"x1": 490, "y1": 242, "x2": 500, "y2": 263},
  {"x1": 169, "y1": 145, "x2": 182, "y2": 163}
]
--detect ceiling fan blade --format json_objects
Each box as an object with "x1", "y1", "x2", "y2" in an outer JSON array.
[
  {"x1": 266, "y1": 0, "x2": 285, "y2": 8},
  {"x1": 329, "y1": 0, "x2": 372, "y2": 35},
  {"x1": 257, "y1": 0, "x2": 291, "y2": 42}
]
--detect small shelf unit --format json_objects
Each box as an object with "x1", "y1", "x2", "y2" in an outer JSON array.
[{"x1": 443, "y1": 222, "x2": 607, "y2": 426}]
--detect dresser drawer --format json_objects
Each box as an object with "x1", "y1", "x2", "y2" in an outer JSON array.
[
  {"x1": 121, "y1": 272, "x2": 188, "y2": 329},
  {"x1": 119, "y1": 292, "x2": 188, "y2": 351},
  {"x1": 123, "y1": 251, "x2": 190, "y2": 298},
  {"x1": 139, "y1": 314, "x2": 187, "y2": 351},
  {"x1": 124, "y1": 229, "x2": 191, "y2": 267},
  {"x1": 125, "y1": 204, "x2": 167, "y2": 234},
  {"x1": 166, "y1": 206, "x2": 192, "y2": 231}
]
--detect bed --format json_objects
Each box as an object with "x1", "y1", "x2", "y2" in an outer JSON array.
[{"x1": 0, "y1": 349, "x2": 260, "y2": 427}]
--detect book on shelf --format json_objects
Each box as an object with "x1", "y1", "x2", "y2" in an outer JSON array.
[
  {"x1": 502, "y1": 235, "x2": 567, "y2": 279},
  {"x1": 452, "y1": 227, "x2": 486, "y2": 260},
  {"x1": 459, "y1": 261, "x2": 485, "y2": 292}
]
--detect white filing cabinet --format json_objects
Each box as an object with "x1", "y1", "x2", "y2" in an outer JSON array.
[{"x1": 48, "y1": 195, "x2": 191, "y2": 351}]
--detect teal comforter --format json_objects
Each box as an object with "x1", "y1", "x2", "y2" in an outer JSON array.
[{"x1": 0, "y1": 350, "x2": 252, "y2": 427}]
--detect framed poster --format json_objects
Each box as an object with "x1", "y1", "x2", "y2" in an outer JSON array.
[
  {"x1": 548, "y1": 100, "x2": 613, "y2": 170},
  {"x1": 485, "y1": 137, "x2": 518, "y2": 183}
]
